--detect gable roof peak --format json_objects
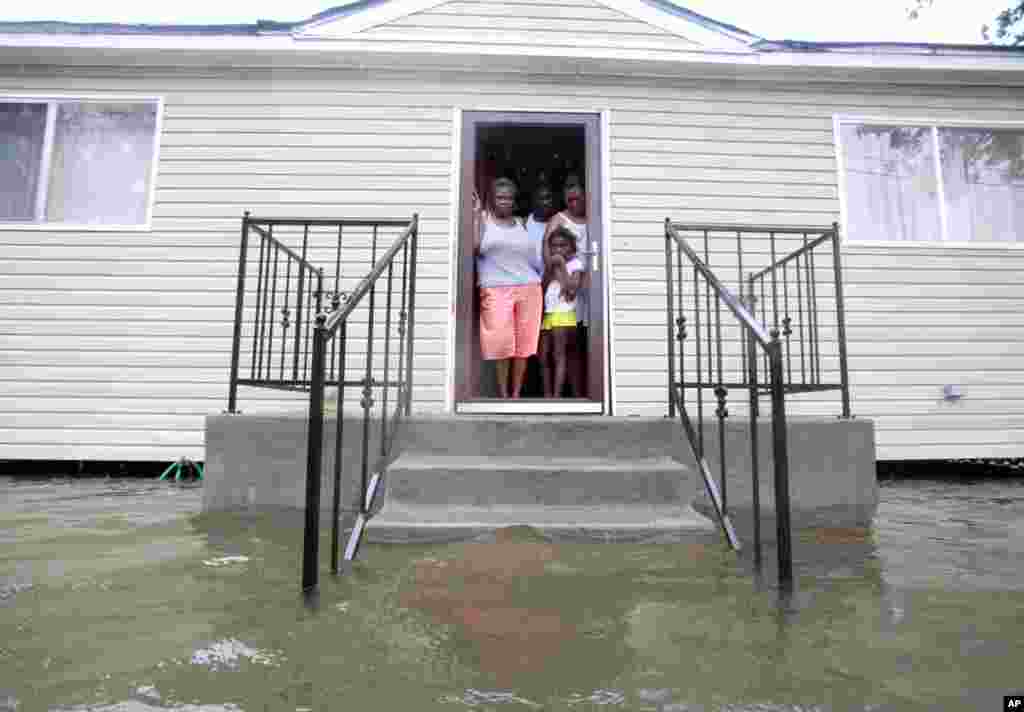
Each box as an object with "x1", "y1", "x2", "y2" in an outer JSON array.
[{"x1": 295, "y1": 0, "x2": 762, "y2": 50}]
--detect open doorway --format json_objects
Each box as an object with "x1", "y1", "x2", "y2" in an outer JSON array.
[{"x1": 455, "y1": 111, "x2": 605, "y2": 413}]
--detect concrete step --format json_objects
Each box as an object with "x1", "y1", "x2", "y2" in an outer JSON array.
[
  {"x1": 382, "y1": 453, "x2": 696, "y2": 507},
  {"x1": 367, "y1": 501, "x2": 715, "y2": 545},
  {"x1": 395, "y1": 414, "x2": 680, "y2": 461}
]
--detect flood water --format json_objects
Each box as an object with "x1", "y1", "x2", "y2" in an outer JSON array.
[{"x1": 2, "y1": 475, "x2": 1023, "y2": 711}]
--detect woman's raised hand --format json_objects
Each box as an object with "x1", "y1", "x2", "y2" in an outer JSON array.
[{"x1": 471, "y1": 189, "x2": 485, "y2": 254}]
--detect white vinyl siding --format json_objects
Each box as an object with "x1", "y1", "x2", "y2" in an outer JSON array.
[
  {"x1": 0, "y1": 65, "x2": 1022, "y2": 460},
  {"x1": 356, "y1": 0, "x2": 703, "y2": 54}
]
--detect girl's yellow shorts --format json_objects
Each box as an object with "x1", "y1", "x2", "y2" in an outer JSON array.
[{"x1": 541, "y1": 311, "x2": 577, "y2": 330}]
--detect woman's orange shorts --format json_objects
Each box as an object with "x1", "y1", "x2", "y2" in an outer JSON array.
[{"x1": 479, "y1": 284, "x2": 543, "y2": 360}]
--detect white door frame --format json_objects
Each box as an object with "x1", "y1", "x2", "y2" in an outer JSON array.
[{"x1": 444, "y1": 106, "x2": 616, "y2": 415}]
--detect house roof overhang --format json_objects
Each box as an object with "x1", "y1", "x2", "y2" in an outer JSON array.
[
  {"x1": 0, "y1": 2, "x2": 1022, "y2": 87},
  {"x1": 2, "y1": 38, "x2": 1022, "y2": 87}
]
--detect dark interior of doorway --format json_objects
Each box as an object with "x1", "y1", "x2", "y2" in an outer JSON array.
[{"x1": 474, "y1": 123, "x2": 587, "y2": 399}]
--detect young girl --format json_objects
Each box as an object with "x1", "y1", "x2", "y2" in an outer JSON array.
[
  {"x1": 541, "y1": 182, "x2": 589, "y2": 398},
  {"x1": 539, "y1": 227, "x2": 588, "y2": 399}
]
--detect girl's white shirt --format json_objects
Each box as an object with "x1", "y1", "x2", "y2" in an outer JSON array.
[
  {"x1": 552, "y1": 213, "x2": 589, "y2": 325},
  {"x1": 544, "y1": 257, "x2": 583, "y2": 314}
]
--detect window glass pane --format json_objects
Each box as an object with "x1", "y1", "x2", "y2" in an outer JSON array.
[
  {"x1": 841, "y1": 124, "x2": 941, "y2": 242},
  {"x1": 0, "y1": 102, "x2": 47, "y2": 221},
  {"x1": 46, "y1": 102, "x2": 157, "y2": 225},
  {"x1": 940, "y1": 128, "x2": 1024, "y2": 243}
]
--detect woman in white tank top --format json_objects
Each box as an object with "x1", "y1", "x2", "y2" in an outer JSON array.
[
  {"x1": 541, "y1": 181, "x2": 590, "y2": 398},
  {"x1": 472, "y1": 177, "x2": 544, "y2": 399}
]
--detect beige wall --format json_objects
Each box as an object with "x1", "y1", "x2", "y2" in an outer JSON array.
[{"x1": 1, "y1": 65, "x2": 1022, "y2": 460}]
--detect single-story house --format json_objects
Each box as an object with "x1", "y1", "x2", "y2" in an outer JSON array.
[{"x1": 1, "y1": 0, "x2": 1022, "y2": 463}]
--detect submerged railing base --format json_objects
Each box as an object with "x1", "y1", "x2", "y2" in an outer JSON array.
[
  {"x1": 672, "y1": 386, "x2": 741, "y2": 551},
  {"x1": 342, "y1": 472, "x2": 382, "y2": 562}
]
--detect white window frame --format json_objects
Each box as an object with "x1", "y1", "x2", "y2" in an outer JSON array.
[
  {"x1": 0, "y1": 93, "x2": 164, "y2": 232},
  {"x1": 833, "y1": 114, "x2": 1024, "y2": 250}
]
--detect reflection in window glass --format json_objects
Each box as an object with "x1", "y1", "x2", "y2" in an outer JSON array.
[
  {"x1": 840, "y1": 124, "x2": 941, "y2": 242},
  {"x1": 940, "y1": 128, "x2": 1024, "y2": 243},
  {"x1": 0, "y1": 103, "x2": 47, "y2": 221},
  {"x1": 46, "y1": 102, "x2": 157, "y2": 225}
]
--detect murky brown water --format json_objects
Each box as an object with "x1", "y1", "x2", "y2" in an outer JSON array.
[{"x1": 2, "y1": 475, "x2": 1023, "y2": 711}]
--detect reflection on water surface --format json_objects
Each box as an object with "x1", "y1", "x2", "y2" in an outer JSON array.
[{"x1": 1, "y1": 476, "x2": 1022, "y2": 711}]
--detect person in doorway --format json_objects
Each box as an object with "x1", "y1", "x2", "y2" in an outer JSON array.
[
  {"x1": 543, "y1": 180, "x2": 589, "y2": 398},
  {"x1": 539, "y1": 227, "x2": 587, "y2": 398},
  {"x1": 472, "y1": 177, "x2": 544, "y2": 399},
  {"x1": 526, "y1": 180, "x2": 555, "y2": 395},
  {"x1": 526, "y1": 180, "x2": 555, "y2": 277}
]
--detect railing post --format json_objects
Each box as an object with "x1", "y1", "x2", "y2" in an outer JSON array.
[
  {"x1": 293, "y1": 226, "x2": 309, "y2": 382},
  {"x1": 808, "y1": 240, "x2": 821, "y2": 386},
  {"x1": 394, "y1": 239, "x2": 409, "y2": 443},
  {"x1": 302, "y1": 314, "x2": 328, "y2": 593},
  {"x1": 330, "y1": 320, "x2": 348, "y2": 575},
  {"x1": 715, "y1": 384, "x2": 728, "y2": 514},
  {"x1": 831, "y1": 222, "x2": 852, "y2": 418},
  {"x1": 257, "y1": 228, "x2": 273, "y2": 382},
  {"x1": 746, "y1": 281, "x2": 762, "y2": 571},
  {"x1": 315, "y1": 269, "x2": 324, "y2": 314},
  {"x1": 381, "y1": 260, "x2": 395, "y2": 457},
  {"x1": 768, "y1": 335, "x2": 793, "y2": 589},
  {"x1": 664, "y1": 219, "x2": 677, "y2": 419},
  {"x1": 404, "y1": 214, "x2": 419, "y2": 416},
  {"x1": 360, "y1": 226, "x2": 380, "y2": 522},
  {"x1": 228, "y1": 212, "x2": 251, "y2": 412},
  {"x1": 266, "y1": 247, "x2": 280, "y2": 384}
]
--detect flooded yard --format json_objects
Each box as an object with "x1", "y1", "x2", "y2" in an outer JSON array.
[{"x1": 1, "y1": 475, "x2": 1022, "y2": 711}]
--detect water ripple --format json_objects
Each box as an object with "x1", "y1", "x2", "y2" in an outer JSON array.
[{"x1": 188, "y1": 639, "x2": 282, "y2": 670}]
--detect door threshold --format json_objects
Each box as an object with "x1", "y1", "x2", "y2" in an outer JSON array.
[{"x1": 456, "y1": 399, "x2": 604, "y2": 415}]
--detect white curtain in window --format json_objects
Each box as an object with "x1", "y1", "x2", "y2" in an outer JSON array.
[
  {"x1": 46, "y1": 102, "x2": 156, "y2": 225},
  {"x1": 841, "y1": 124, "x2": 942, "y2": 242},
  {"x1": 0, "y1": 103, "x2": 47, "y2": 221},
  {"x1": 940, "y1": 128, "x2": 1024, "y2": 243}
]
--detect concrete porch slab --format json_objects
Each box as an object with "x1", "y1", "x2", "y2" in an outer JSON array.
[
  {"x1": 203, "y1": 412, "x2": 877, "y2": 536},
  {"x1": 689, "y1": 417, "x2": 879, "y2": 530}
]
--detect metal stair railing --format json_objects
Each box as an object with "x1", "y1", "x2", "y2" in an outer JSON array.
[
  {"x1": 224, "y1": 212, "x2": 419, "y2": 594},
  {"x1": 302, "y1": 215, "x2": 419, "y2": 594},
  {"x1": 665, "y1": 220, "x2": 851, "y2": 589}
]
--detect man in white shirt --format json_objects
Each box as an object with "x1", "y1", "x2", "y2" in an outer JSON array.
[
  {"x1": 526, "y1": 182, "x2": 555, "y2": 281},
  {"x1": 524, "y1": 182, "x2": 555, "y2": 397}
]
